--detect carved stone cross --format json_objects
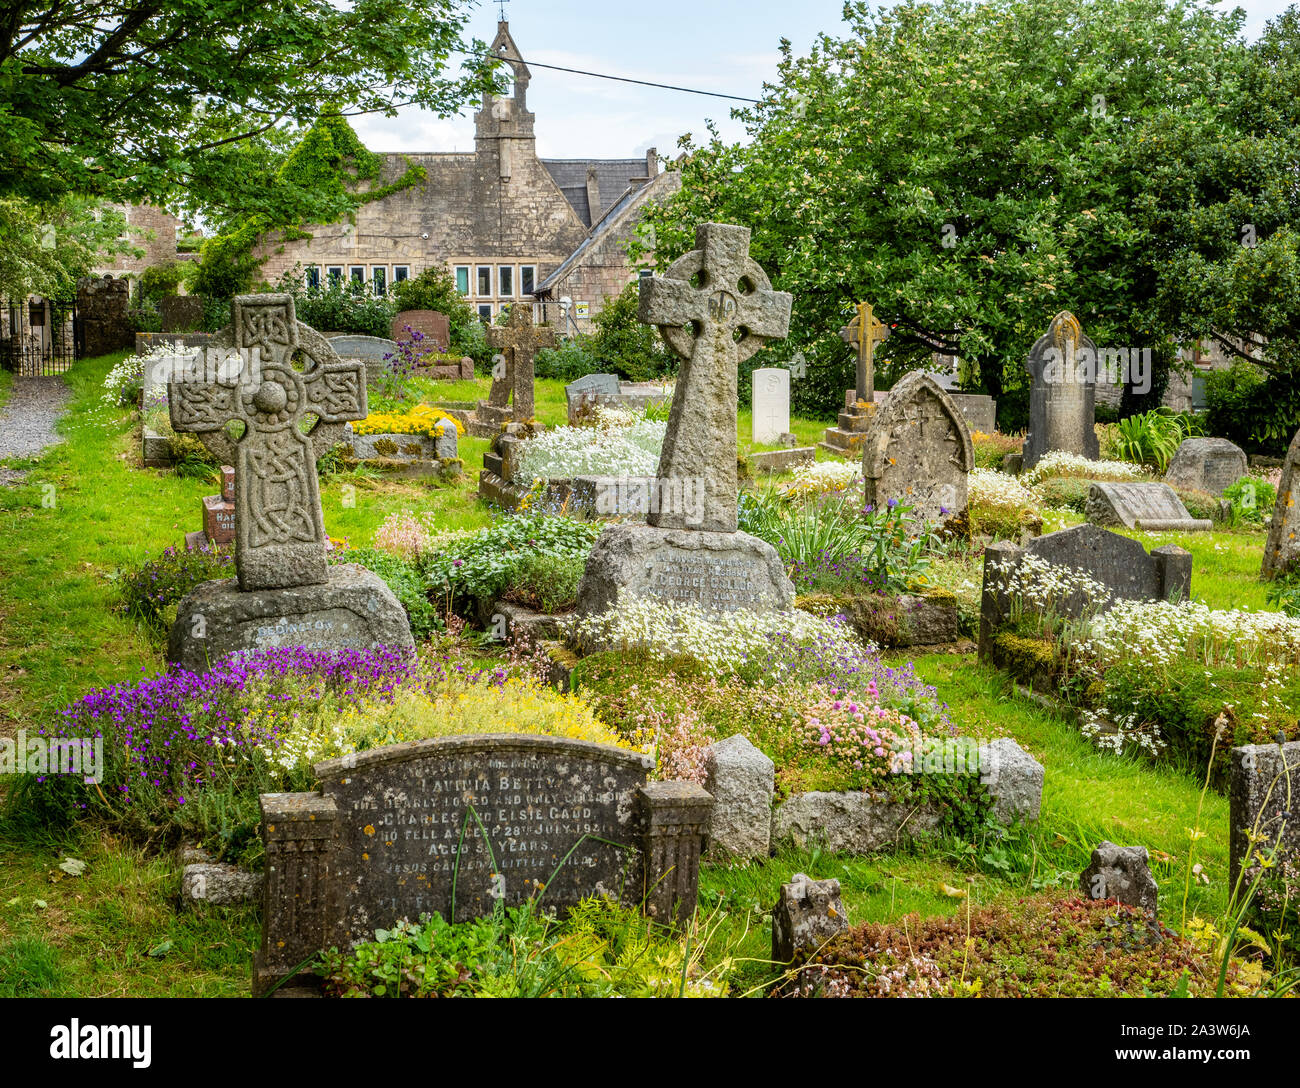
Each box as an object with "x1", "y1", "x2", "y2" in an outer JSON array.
[
  {"x1": 838, "y1": 301, "x2": 889, "y2": 404},
  {"x1": 168, "y1": 294, "x2": 367, "y2": 591},
  {"x1": 485, "y1": 304, "x2": 557, "y2": 421},
  {"x1": 639, "y1": 222, "x2": 792, "y2": 531}
]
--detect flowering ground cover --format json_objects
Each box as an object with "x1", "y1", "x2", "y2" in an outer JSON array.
[{"x1": 1, "y1": 351, "x2": 1293, "y2": 998}]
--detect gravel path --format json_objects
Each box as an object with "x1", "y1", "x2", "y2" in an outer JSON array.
[{"x1": 0, "y1": 377, "x2": 71, "y2": 485}]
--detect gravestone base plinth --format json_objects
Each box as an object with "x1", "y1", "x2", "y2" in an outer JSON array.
[
  {"x1": 167, "y1": 564, "x2": 414, "y2": 672},
  {"x1": 575, "y1": 523, "x2": 795, "y2": 626},
  {"x1": 818, "y1": 405, "x2": 876, "y2": 458}
]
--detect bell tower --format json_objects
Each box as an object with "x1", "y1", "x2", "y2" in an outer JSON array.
[{"x1": 474, "y1": 21, "x2": 535, "y2": 180}]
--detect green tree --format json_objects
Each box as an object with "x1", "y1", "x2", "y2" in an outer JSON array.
[
  {"x1": 0, "y1": 0, "x2": 494, "y2": 209},
  {"x1": 589, "y1": 282, "x2": 671, "y2": 381},
  {"x1": 637, "y1": 0, "x2": 1255, "y2": 425},
  {"x1": 0, "y1": 196, "x2": 132, "y2": 299}
]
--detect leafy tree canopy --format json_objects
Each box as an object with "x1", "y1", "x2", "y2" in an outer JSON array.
[
  {"x1": 637, "y1": 0, "x2": 1300, "y2": 427},
  {"x1": 0, "y1": 0, "x2": 494, "y2": 211}
]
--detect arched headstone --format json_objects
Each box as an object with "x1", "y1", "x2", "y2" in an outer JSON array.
[
  {"x1": 1023, "y1": 311, "x2": 1100, "y2": 470},
  {"x1": 863, "y1": 370, "x2": 974, "y2": 524}
]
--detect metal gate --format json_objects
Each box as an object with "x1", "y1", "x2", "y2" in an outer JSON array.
[{"x1": 0, "y1": 296, "x2": 81, "y2": 376}]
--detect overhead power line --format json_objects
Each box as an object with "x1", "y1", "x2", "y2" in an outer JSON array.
[{"x1": 463, "y1": 49, "x2": 761, "y2": 103}]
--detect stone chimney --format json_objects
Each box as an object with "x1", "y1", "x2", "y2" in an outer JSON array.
[
  {"x1": 585, "y1": 166, "x2": 601, "y2": 223},
  {"x1": 645, "y1": 147, "x2": 659, "y2": 176}
]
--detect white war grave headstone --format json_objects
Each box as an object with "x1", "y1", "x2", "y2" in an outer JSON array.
[{"x1": 751, "y1": 367, "x2": 790, "y2": 445}]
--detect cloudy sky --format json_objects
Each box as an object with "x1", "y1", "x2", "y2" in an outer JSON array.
[{"x1": 351, "y1": 1, "x2": 1297, "y2": 161}]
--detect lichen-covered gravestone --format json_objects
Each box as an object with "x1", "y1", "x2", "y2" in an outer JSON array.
[
  {"x1": 576, "y1": 223, "x2": 796, "y2": 616},
  {"x1": 166, "y1": 295, "x2": 414, "y2": 670},
  {"x1": 1262, "y1": 425, "x2": 1300, "y2": 580},
  {"x1": 1022, "y1": 311, "x2": 1100, "y2": 470},
  {"x1": 818, "y1": 300, "x2": 889, "y2": 457},
  {"x1": 479, "y1": 304, "x2": 558, "y2": 427},
  {"x1": 1164, "y1": 436, "x2": 1248, "y2": 497},
  {"x1": 862, "y1": 370, "x2": 973, "y2": 525},
  {"x1": 1229, "y1": 740, "x2": 1300, "y2": 894},
  {"x1": 254, "y1": 735, "x2": 712, "y2": 994},
  {"x1": 1086, "y1": 481, "x2": 1212, "y2": 532}
]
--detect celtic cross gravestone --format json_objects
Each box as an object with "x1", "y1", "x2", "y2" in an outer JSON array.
[
  {"x1": 839, "y1": 300, "x2": 889, "y2": 405},
  {"x1": 483, "y1": 304, "x2": 557, "y2": 423},
  {"x1": 165, "y1": 295, "x2": 414, "y2": 671},
  {"x1": 638, "y1": 222, "x2": 792, "y2": 532},
  {"x1": 576, "y1": 223, "x2": 796, "y2": 619}
]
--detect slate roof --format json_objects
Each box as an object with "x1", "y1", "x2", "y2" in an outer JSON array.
[
  {"x1": 541, "y1": 159, "x2": 648, "y2": 227},
  {"x1": 534, "y1": 184, "x2": 643, "y2": 294}
]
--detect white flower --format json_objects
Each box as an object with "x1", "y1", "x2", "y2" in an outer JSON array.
[
  {"x1": 1022, "y1": 451, "x2": 1147, "y2": 484},
  {"x1": 517, "y1": 420, "x2": 666, "y2": 480}
]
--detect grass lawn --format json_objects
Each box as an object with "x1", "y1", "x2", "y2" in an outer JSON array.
[{"x1": 0, "y1": 353, "x2": 1271, "y2": 996}]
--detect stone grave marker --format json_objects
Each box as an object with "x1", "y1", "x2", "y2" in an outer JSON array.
[
  {"x1": 159, "y1": 295, "x2": 204, "y2": 334},
  {"x1": 185, "y1": 465, "x2": 236, "y2": 552},
  {"x1": 166, "y1": 294, "x2": 414, "y2": 670},
  {"x1": 479, "y1": 305, "x2": 558, "y2": 427},
  {"x1": 1229, "y1": 740, "x2": 1300, "y2": 893},
  {"x1": 1164, "y1": 437, "x2": 1248, "y2": 496},
  {"x1": 751, "y1": 367, "x2": 790, "y2": 445},
  {"x1": 819, "y1": 300, "x2": 889, "y2": 457},
  {"x1": 1086, "y1": 481, "x2": 1213, "y2": 532},
  {"x1": 391, "y1": 309, "x2": 450, "y2": 352},
  {"x1": 328, "y1": 334, "x2": 399, "y2": 388},
  {"x1": 1262, "y1": 425, "x2": 1300, "y2": 580},
  {"x1": 862, "y1": 370, "x2": 973, "y2": 525},
  {"x1": 1022, "y1": 311, "x2": 1099, "y2": 470},
  {"x1": 254, "y1": 734, "x2": 713, "y2": 994},
  {"x1": 576, "y1": 223, "x2": 796, "y2": 618},
  {"x1": 979, "y1": 523, "x2": 1191, "y2": 655}
]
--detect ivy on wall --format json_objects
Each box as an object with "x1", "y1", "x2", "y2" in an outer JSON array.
[{"x1": 193, "y1": 111, "x2": 425, "y2": 300}]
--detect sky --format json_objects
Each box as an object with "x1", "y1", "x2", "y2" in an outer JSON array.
[{"x1": 351, "y1": 1, "x2": 1297, "y2": 161}]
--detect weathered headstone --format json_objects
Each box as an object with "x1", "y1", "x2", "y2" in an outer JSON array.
[
  {"x1": 77, "y1": 276, "x2": 133, "y2": 357},
  {"x1": 862, "y1": 371, "x2": 973, "y2": 525},
  {"x1": 159, "y1": 295, "x2": 204, "y2": 334},
  {"x1": 166, "y1": 295, "x2": 414, "y2": 670},
  {"x1": 751, "y1": 368, "x2": 790, "y2": 445},
  {"x1": 979, "y1": 524, "x2": 1192, "y2": 655},
  {"x1": 704, "y1": 735, "x2": 774, "y2": 861},
  {"x1": 1262, "y1": 426, "x2": 1300, "y2": 580},
  {"x1": 186, "y1": 465, "x2": 236, "y2": 552},
  {"x1": 640, "y1": 222, "x2": 792, "y2": 533},
  {"x1": 1229, "y1": 740, "x2": 1300, "y2": 894},
  {"x1": 1164, "y1": 437, "x2": 1248, "y2": 496},
  {"x1": 481, "y1": 305, "x2": 557, "y2": 426},
  {"x1": 391, "y1": 310, "x2": 450, "y2": 353},
  {"x1": 577, "y1": 223, "x2": 795, "y2": 617},
  {"x1": 328, "y1": 335, "x2": 400, "y2": 388},
  {"x1": 1022, "y1": 311, "x2": 1100, "y2": 470},
  {"x1": 254, "y1": 735, "x2": 712, "y2": 994},
  {"x1": 771, "y1": 873, "x2": 848, "y2": 965},
  {"x1": 1086, "y1": 481, "x2": 1213, "y2": 532},
  {"x1": 1080, "y1": 841, "x2": 1159, "y2": 914}
]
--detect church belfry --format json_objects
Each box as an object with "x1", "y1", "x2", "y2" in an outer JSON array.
[{"x1": 474, "y1": 21, "x2": 534, "y2": 180}]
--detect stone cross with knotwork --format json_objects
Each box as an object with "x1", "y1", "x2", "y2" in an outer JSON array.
[
  {"x1": 168, "y1": 295, "x2": 367, "y2": 592},
  {"x1": 839, "y1": 300, "x2": 889, "y2": 404},
  {"x1": 639, "y1": 222, "x2": 792, "y2": 532},
  {"x1": 485, "y1": 304, "x2": 557, "y2": 421}
]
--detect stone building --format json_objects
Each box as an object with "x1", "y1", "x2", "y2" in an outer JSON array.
[
  {"x1": 252, "y1": 21, "x2": 679, "y2": 331},
  {"x1": 92, "y1": 204, "x2": 184, "y2": 276}
]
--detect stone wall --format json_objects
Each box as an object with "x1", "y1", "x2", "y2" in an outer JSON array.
[
  {"x1": 94, "y1": 204, "x2": 183, "y2": 276},
  {"x1": 77, "y1": 276, "x2": 133, "y2": 358}
]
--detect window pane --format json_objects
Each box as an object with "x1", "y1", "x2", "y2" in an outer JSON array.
[
  {"x1": 327, "y1": 266, "x2": 343, "y2": 285},
  {"x1": 455, "y1": 267, "x2": 469, "y2": 294},
  {"x1": 477, "y1": 266, "x2": 491, "y2": 295},
  {"x1": 394, "y1": 266, "x2": 409, "y2": 283},
  {"x1": 477, "y1": 303, "x2": 493, "y2": 323},
  {"x1": 372, "y1": 267, "x2": 386, "y2": 297},
  {"x1": 306, "y1": 266, "x2": 320, "y2": 289},
  {"x1": 498, "y1": 266, "x2": 513, "y2": 297},
  {"x1": 520, "y1": 266, "x2": 535, "y2": 294}
]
